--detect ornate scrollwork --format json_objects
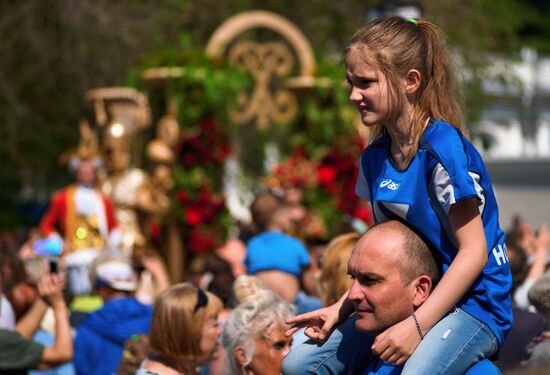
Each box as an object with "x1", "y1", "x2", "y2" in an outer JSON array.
[
  {"x1": 228, "y1": 41, "x2": 298, "y2": 127},
  {"x1": 206, "y1": 10, "x2": 316, "y2": 128}
]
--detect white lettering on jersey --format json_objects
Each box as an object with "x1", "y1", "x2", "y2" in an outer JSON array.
[
  {"x1": 380, "y1": 179, "x2": 399, "y2": 191},
  {"x1": 492, "y1": 244, "x2": 509, "y2": 266}
]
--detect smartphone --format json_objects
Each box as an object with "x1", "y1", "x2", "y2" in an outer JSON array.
[
  {"x1": 33, "y1": 237, "x2": 63, "y2": 256},
  {"x1": 48, "y1": 258, "x2": 58, "y2": 274},
  {"x1": 132, "y1": 256, "x2": 145, "y2": 275}
]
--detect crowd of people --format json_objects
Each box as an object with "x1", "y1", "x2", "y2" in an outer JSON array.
[
  {"x1": 2, "y1": 15, "x2": 550, "y2": 375},
  {"x1": 1, "y1": 213, "x2": 549, "y2": 374}
]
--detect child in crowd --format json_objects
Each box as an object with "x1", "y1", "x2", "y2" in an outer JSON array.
[
  {"x1": 245, "y1": 192, "x2": 320, "y2": 314},
  {"x1": 285, "y1": 16, "x2": 512, "y2": 375}
]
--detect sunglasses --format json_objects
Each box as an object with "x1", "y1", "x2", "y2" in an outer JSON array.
[{"x1": 194, "y1": 287, "x2": 208, "y2": 313}]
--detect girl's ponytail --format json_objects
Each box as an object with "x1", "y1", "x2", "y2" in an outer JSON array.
[{"x1": 416, "y1": 19, "x2": 468, "y2": 138}]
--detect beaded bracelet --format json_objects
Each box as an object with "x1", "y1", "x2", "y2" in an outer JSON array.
[{"x1": 412, "y1": 312, "x2": 424, "y2": 340}]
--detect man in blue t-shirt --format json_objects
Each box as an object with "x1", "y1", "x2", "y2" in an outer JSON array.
[
  {"x1": 245, "y1": 192, "x2": 319, "y2": 314},
  {"x1": 283, "y1": 220, "x2": 500, "y2": 374}
]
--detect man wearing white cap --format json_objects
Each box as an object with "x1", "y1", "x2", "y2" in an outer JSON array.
[{"x1": 73, "y1": 255, "x2": 153, "y2": 375}]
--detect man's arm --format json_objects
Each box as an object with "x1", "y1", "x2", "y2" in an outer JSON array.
[
  {"x1": 36, "y1": 274, "x2": 72, "y2": 368},
  {"x1": 141, "y1": 255, "x2": 171, "y2": 296},
  {"x1": 525, "y1": 223, "x2": 548, "y2": 282},
  {"x1": 14, "y1": 297, "x2": 48, "y2": 339}
]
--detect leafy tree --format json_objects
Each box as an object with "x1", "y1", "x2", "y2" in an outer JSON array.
[
  {"x1": 2, "y1": 0, "x2": 550, "y2": 228},
  {"x1": 0, "y1": 0, "x2": 191, "y2": 228}
]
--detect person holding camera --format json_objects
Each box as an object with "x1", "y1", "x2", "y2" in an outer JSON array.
[{"x1": 0, "y1": 271, "x2": 72, "y2": 374}]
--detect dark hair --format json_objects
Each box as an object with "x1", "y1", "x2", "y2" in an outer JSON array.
[
  {"x1": 250, "y1": 192, "x2": 285, "y2": 232},
  {"x1": 505, "y1": 239, "x2": 528, "y2": 294},
  {"x1": 203, "y1": 254, "x2": 235, "y2": 308},
  {"x1": 0, "y1": 235, "x2": 27, "y2": 293}
]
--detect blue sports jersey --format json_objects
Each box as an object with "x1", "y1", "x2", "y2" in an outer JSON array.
[
  {"x1": 245, "y1": 231, "x2": 311, "y2": 277},
  {"x1": 355, "y1": 119, "x2": 512, "y2": 348}
]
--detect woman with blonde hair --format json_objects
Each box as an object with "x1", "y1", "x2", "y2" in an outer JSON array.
[
  {"x1": 317, "y1": 232, "x2": 360, "y2": 307},
  {"x1": 223, "y1": 275, "x2": 294, "y2": 375},
  {"x1": 137, "y1": 283, "x2": 223, "y2": 375}
]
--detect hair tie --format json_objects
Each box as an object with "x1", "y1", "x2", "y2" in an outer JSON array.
[{"x1": 405, "y1": 18, "x2": 418, "y2": 25}]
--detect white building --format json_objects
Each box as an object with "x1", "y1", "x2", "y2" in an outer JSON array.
[{"x1": 477, "y1": 48, "x2": 550, "y2": 230}]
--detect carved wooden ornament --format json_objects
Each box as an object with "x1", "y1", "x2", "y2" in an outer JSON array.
[{"x1": 206, "y1": 10, "x2": 316, "y2": 127}]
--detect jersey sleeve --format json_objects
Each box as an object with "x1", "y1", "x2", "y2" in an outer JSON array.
[
  {"x1": 426, "y1": 127, "x2": 485, "y2": 215},
  {"x1": 355, "y1": 156, "x2": 370, "y2": 201},
  {"x1": 430, "y1": 164, "x2": 486, "y2": 215}
]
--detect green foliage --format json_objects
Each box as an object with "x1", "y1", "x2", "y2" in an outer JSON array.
[
  {"x1": 3, "y1": 0, "x2": 550, "y2": 231},
  {"x1": 302, "y1": 187, "x2": 340, "y2": 233},
  {"x1": 139, "y1": 36, "x2": 251, "y2": 254},
  {"x1": 266, "y1": 58, "x2": 368, "y2": 238},
  {"x1": 0, "y1": 0, "x2": 192, "y2": 229},
  {"x1": 281, "y1": 59, "x2": 356, "y2": 155}
]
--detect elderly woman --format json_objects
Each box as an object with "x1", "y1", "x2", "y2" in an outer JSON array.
[
  {"x1": 223, "y1": 275, "x2": 294, "y2": 375},
  {"x1": 137, "y1": 283, "x2": 223, "y2": 375}
]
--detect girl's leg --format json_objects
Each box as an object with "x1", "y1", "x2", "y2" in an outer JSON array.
[
  {"x1": 402, "y1": 307, "x2": 498, "y2": 375},
  {"x1": 283, "y1": 315, "x2": 375, "y2": 375}
]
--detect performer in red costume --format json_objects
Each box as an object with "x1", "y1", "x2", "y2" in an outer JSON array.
[
  {"x1": 40, "y1": 145, "x2": 120, "y2": 295},
  {"x1": 40, "y1": 158, "x2": 116, "y2": 252}
]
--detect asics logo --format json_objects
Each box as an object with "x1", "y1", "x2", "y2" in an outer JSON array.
[{"x1": 380, "y1": 179, "x2": 400, "y2": 190}]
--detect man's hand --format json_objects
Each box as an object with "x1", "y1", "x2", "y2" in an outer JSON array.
[
  {"x1": 371, "y1": 316, "x2": 421, "y2": 366},
  {"x1": 285, "y1": 304, "x2": 341, "y2": 341},
  {"x1": 37, "y1": 273, "x2": 72, "y2": 368}
]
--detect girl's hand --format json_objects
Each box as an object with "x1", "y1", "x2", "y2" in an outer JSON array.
[
  {"x1": 285, "y1": 304, "x2": 341, "y2": 341},
  {"x1": 371, "y1": 315, "x2": 421, "y2": 366}
]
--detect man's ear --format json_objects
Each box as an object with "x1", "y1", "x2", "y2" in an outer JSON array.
[
  {"x1": 412, "y1": 275, "x2": 432, "y2": 308},
  {"x1": 405, "y1": 69, "x2": 421, "y2": 95},
  {"x1": 234, "y1": 346, "x2": 247, "y2": 367}
]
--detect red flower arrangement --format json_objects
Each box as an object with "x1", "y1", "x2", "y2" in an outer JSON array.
[
  {"x1": 316, "y1": 137, "x2": 373, "y2": 226},
  {"x1": 178, "y1": 118, "x2": 232, "y2": 168},
  {"x1": 178, "y1": 185, "x2": 227, "y2": 253},
  {"x1": 268, "y1": 132, "x2": 373, "y2": 239},
  {"x1": 267, "y1": 147, "x2": 318, "y2": 189},
  {"x1": 174, "y1": 118, "x2": 232, "y2": 254}
]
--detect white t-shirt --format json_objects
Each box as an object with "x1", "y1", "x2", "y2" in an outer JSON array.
[{"x1": 0, "y1": 295, "x2": 16, "y2": 329}]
